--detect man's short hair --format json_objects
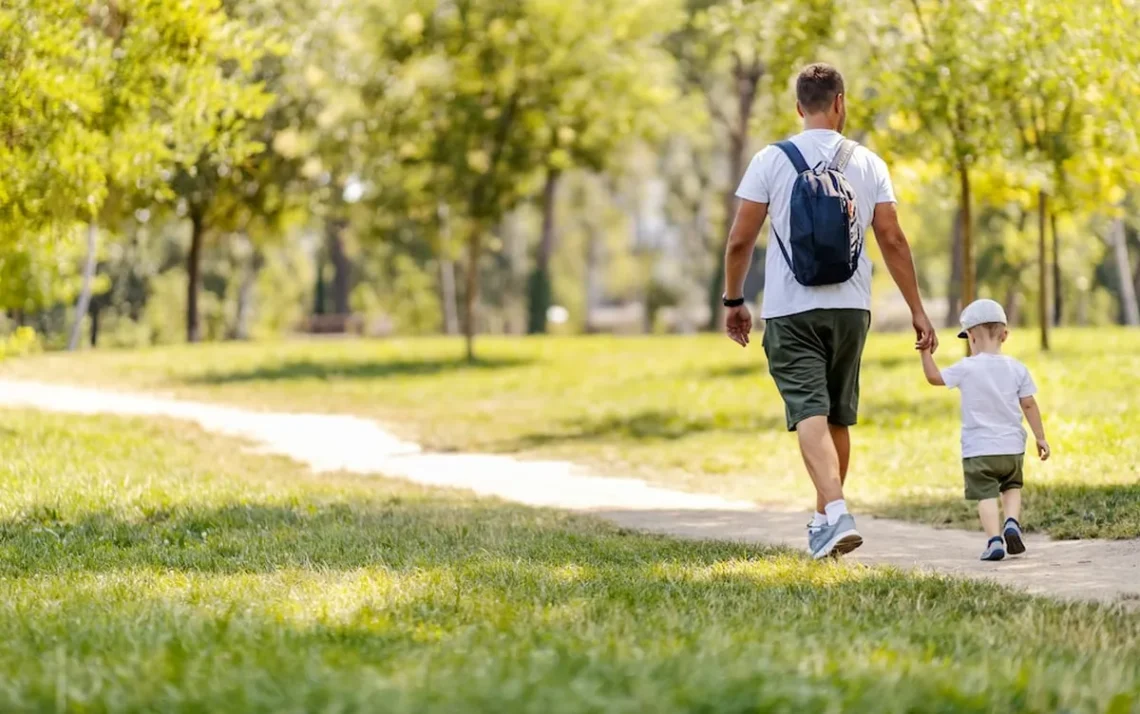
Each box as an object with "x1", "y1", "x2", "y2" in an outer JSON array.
[
  {"x1": 968, "y1": 322, "x2": 1006, "y2": 339},
  {"x1": 796, "y1": 63, "x2": 845, "y2": 114}
]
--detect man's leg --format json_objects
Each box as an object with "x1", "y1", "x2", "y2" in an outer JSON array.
[
  {"x1": 819, "y1": 310, "x2": 868, "y2": 515},
  {"x1": 816, "y1": 424, "x2": 850, "y2": 514},
  {"x1": 799, "y1": 415, "x2": 844, "y2": 508}
]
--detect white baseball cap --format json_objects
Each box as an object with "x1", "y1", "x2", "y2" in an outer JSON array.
[{"x1": 958, "y1": 298, "x2": 1008, "y2": 338}]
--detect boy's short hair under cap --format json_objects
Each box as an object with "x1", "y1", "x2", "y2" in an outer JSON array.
[{"x1": 958, "y1": 299, "x2": 1008, "y2": 339}]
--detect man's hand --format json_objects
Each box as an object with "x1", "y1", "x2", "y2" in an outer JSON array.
[
  {"x1": 725, "y1": 305, "x2": 752, "y2": 347},
  {"x1": 1037, "y1": 439, "x2": 1051, "y2": 461},
  {"x1": 913, "y1": 311, "x2": 938, "y2": 353}
]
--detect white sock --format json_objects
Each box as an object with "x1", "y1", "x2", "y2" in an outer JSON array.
[
  {"x1": 824, "y1": 499, "x2": 848, "y2": 526},
  {"x1": 810, "y1": 512, "x2": 827, "y2": 528}
]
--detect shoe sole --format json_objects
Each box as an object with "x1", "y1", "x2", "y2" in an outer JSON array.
[
  {"x1": 1004, "y1": 528, "x2": 1026, "y2": 555},
  {"x1": 812, "y1": 529, "x2": 863, "y2": 560}
]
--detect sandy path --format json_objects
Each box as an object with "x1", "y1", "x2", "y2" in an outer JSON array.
[{"x1": 2, "y1": 379, "x2": 1137, "y2": 605}]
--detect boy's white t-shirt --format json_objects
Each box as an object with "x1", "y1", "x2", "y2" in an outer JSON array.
[
  {"x1": 940, "y1": 353, "x2": 1037, "y2": 458},
  {"x1": 735, "y1": 129, "x2": 896, "y2": 319}
]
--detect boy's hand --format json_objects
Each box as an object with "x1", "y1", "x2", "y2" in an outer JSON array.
[{"x1": 1036, "y1": 439, "x2": 1051, "y2": 461}]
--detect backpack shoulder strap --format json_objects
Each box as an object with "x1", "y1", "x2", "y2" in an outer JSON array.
[
  {"x1": 828, "y1": 139, "x2": 859, "y2": 172},
  {"x1": 774, "y1": 141, "x2": 810, "y2": 174}
]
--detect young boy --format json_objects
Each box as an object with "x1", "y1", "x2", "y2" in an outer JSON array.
[{"x1": 919, "y1": 299, "x2": 1050, "y2": 561}]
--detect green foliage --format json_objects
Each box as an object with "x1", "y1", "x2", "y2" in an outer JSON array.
[
  {"x1": 5, "y1": 0, "x2": 1140, "y2": 341},
  {"x1": 0, "y1": 0, "x2": 106, "y2": 232},
  {"x1": 0, "y1": 327, "x2": 41, "y2": 360}
]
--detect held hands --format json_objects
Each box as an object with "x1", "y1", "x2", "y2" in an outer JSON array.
[
  {"x1": 1036, "y1": 439, "x2": 1051, "y2": 461},
  {"x1": 913, "y1": 311, "x2": 938, "y2": 353},
  {"x1": 725, "y1": 305, "x2": 752, "y2": 347}
]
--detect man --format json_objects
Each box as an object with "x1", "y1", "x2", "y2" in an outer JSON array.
[{"x1": 722, "y1": 63, "x2": 937, "y2": 558}]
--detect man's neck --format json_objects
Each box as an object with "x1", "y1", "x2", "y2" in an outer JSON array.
[{"x1": 802, "y1": 115, "x2": 840, "y2": 132}]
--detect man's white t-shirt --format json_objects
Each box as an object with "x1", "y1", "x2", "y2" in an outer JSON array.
[
  {"x1": 735, "y1": 129, "x2": 896, "y2": 319},
  {"x1": 941, "y1": 353, "x2": 1037, "y2": 459}
]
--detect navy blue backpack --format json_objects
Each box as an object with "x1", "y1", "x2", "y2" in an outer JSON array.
[{"x1": 771, "y1": 139, "x2": 863, "y2": 286}]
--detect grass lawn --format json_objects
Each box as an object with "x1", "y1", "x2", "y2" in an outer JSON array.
[
  {"x1": 1, "y1": 409, "x2": 1139, "y2": 712},
  {"x1": 4, "y1": 328, "x2": 1139, "y2": 539}
]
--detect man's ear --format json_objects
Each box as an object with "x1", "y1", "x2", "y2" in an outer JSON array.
[
  {"x1": 796, "y1": 101, "x2": 805, "y2": 118},
  {"x1": 1001, "y1": 329, "x2": 1009, "y2": 342},
  {"x1": 834, "y1": 93, "x2": 845, "y2": 114}
]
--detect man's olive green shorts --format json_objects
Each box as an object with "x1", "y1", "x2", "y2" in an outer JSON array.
[
  {"x1": 962, "y1": 454, "x2": 1024, "y2": 500},
  {"x1": 761, "y1": 309, "x2": 871, "y2": 432}
]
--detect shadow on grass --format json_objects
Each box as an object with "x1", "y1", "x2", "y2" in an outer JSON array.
[
  {"x1": 496, "y1": 408, "x2": 789, "y2": 450},
  {"x1": 860, "y1": 353, "x2": 916, "y2": 371},
  {"x1": 700, "y1": 350, "x2": 921, "y2": 381},
  {"x1": 857, "y1": 395, "x2": 958, "y2": 427},
  {"x1": 701, "y1": 362, "x2": 768, "y2": 379},
  {"x1": 873, "y1": 482, "x2": 1140, "y2": 540},
  {"x1": 183, "y1": 356, "x2": 534, "y2": 385}
]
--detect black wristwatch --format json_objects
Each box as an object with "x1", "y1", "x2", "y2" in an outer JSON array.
[{"x1": 722, "y1": 294, "x2": 745, "y2": 308}]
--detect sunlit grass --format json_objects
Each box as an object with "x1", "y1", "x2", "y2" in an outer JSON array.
[
  {"x1": 0, "y1": 409, "x2": 1138, "y2": 712},
  {"x1": 5, "y1": 328, "x2": 1140, "y2": 538}
]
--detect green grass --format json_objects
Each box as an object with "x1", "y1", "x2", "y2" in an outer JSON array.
[
  {"x1": 1, "y1": 409, "x2": 1139, "y2": 712},
  {"x1": 5, "y1": 328, "x2": 1140, "y2": 538}
]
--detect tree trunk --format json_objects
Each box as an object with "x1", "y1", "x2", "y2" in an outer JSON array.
[
  {"x1": 1004, "y1": 285, "x2": 1022, "y2": 328},
  {"x1": 68, "y1": 220, "x2": 98, "y2": 351},
  {"x1": 438, "y1": 203, "x2": 460, "y2": 335},
  {"x1": 946, "y1": 208, "x2": 964, "y2": 327},
  {"x1": 326, "y1": 218, "x2": 351, "y2": 315},
  {"x1": 584, "y1": 226, "x2": 604, "y2": 334},
  {"x1": 708, "y1": 133, "x2": 747, "y2": 330},
  {"x1": 1051, "y1": 211, "x2": 1062, "y2": 326},
  {"x1": 231, "y1": 242, "x2": 262, "y2": 341},
  {"x1": 313, "y1": 245, "x2": 327, "y2": 316},
  {"x1": 89, "y1": 300, "x2": 100, "y2": 348},
  {"x1": 1037, "y1": 190, "x2": 1050, "y2": 351},
  {"x1": 527, "y1": 169, "x2": 561, "y2": 335},
  {"x1": 187, "y1": 209, "x2": 205, "y2": 343},
  {"x1": 464, "y1": 225, "x2": 483, "y2": 362},
  {"x1": 1112, "y1": 218, "x2": 1140, "y2": 326},
  {"x1": 958, "y1": 163, "x2": 975, "y2": 307},
  {"x1": 707, "y1": 60, "x2": 759, "y2": 331}
]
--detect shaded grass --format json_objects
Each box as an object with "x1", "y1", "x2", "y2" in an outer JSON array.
[
  {"x1": 4, "y1": 329, "x2": 1140, "y2": 538},
  {"x1": 1, "y1": 409, "x2": 1139, "y2": 712}
]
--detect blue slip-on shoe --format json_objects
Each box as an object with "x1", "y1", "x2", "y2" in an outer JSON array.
[
  {"x1": 980, "y1": 536, "x2": 1006, "y2": 561},
  {"x1": 809, "y1": 514, "x2": 863, "y2": 559},
  {"x1": 1003, "y1": 518, "x2": 1026, "y2": 555}
]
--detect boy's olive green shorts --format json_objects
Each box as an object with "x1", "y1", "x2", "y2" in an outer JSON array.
[
  {"x1": 962, "y1": 454, "x2": 1024, "y2": 500},
  {"x1": 761, "y1": 309, "x2": 871, "y2": 432}
]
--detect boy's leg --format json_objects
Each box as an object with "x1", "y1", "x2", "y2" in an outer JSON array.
[
  {"x1": 977, "y1": 498, "x2": 1001, "y2": 538},
  {"x1": 1000, "y1": 488, "x2": 1022, "y2": 523}
]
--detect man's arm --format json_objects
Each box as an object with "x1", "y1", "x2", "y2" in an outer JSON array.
[
  {"x1": 871, "y1": 201, "x2": 937, "y2": 352},
  {"x1": 1019, "y1": 396, "x2": 1050, "y2": 460},
  {"x1": 724, "y1": 199, "x2": 767, "y2": 299},
  {"x1": 919, "y1": 348, "x2": 944, "y2": 386},
  {"x1": 722, "y1": 199, "x2": 767, "y2": 347}
]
